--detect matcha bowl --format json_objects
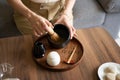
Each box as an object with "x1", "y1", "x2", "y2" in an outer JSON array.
[{"x1": 47, "y1": 24, "x2": 70, "y2": 49}]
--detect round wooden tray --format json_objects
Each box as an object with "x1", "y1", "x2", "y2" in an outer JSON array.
[{"x1": 33, "y1": 36, "x2": 84, "y2": 71}]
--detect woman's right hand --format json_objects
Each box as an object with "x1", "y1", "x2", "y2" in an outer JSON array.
[
  {"x1": 28, "y1": 13, "x2": 53, "y2": 37},
  {"x1": 7, "y1": 0, "x2": 54, "y2": 37}
]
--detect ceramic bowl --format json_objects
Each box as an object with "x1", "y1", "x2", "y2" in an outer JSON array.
[{"x1": 47, "y1": 24, "x2": 70, "y2": 49}]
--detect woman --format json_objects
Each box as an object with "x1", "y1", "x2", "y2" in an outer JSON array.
[{"x1": 7, "y1": 0, "x2": 76, "y2": 39}]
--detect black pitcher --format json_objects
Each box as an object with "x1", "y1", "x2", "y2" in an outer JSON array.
[{"x1": 33, "y1": 41, "x2": 45, "y2": 58}]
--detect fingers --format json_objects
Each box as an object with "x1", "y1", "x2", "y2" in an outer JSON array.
[
  {"x1": 72, "y1": 27, "x2": 77, "y2": 38},
  {"x1": 46, "y1": 20, "x2": 53, "y2": 28},
  {"x1": 33, "y1": 19, "x2": 53, "y2": 37},
  {"x1": 32, "y1": 23, "x2": 44, "y2": 35},
  {"x1": 62, "y1": 21, "x2": 75, "y2": 39},
  {"x1": 65, "y1": 24, "x2": 77, "y2": 39},
  {"x1": 69, "y1": 27, "x2": 74, "y2": 39},
  {"x1": 70, "y1": 26, "x2": 76, "y2": 39}
]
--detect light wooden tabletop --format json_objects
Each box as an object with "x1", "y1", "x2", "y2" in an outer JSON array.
[{"x1": 0, "y1": 27, "x2": 120, "y2": 80}]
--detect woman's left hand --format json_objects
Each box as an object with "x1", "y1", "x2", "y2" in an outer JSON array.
[{"x1": 54, "y1": 13, "x2": 77, "y2": 39}]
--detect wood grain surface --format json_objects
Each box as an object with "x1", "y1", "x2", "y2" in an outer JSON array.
[{"x1": 0, "y1": 27, "x2": 120, "y2": 80}]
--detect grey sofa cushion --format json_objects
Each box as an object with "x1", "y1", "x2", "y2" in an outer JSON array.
[
  {"x1": 73, "y1": 0, "x2": 105, "y2": 28},
  {"x1": 97, "y1": 0, "x2": 120, "y2": 13}
]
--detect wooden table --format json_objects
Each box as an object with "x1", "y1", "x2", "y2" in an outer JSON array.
[{"x1": 0, "y1": 27, "x2": 120, "y2": 80}]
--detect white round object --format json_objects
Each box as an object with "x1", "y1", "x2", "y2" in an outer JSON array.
[{"x1": 47, "y1": 51, "x2": 60, "y2": 66}]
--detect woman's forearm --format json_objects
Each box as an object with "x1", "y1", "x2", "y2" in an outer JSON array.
[
  {"x1": 7, "y1": 0, "x2": 35, "y2": 19},
  {"x1": 63, "y1": 0, "x2": 76, "y2": 13}
]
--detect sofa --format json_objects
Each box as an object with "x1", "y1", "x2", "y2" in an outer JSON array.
[
  {"x1": 0, "y1": 0, "x2": 120, "y2": 45},
  {"x1": 0, "y1": 0, "x2": 21, "y2": 38}
]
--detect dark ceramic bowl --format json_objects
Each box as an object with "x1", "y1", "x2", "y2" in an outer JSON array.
[{"x1": 47, "y1": 24, "x2": 70, "y2": 49}]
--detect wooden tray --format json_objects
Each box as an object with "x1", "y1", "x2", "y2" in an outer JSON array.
[{"x1": 33, "y1": 36, "x2": 84, "y2": 71}]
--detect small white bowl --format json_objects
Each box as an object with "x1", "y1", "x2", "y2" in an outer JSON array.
[{"x1": 98, "y1": 62, "x2": 120, "y2": 80}]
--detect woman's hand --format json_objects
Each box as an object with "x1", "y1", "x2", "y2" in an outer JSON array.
[
  {"x1": 54, "y1": 0, "x2": 76, "y2": 39},
  {"x1": 7, "y1": 0, "x2": 54, "y2": 37},
  {"x1": 54, "y1": 13, "x2": 77, "y2": 39},
  {"x1": 28, "y1": 13, "x2": 53, "y2": 37}
]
